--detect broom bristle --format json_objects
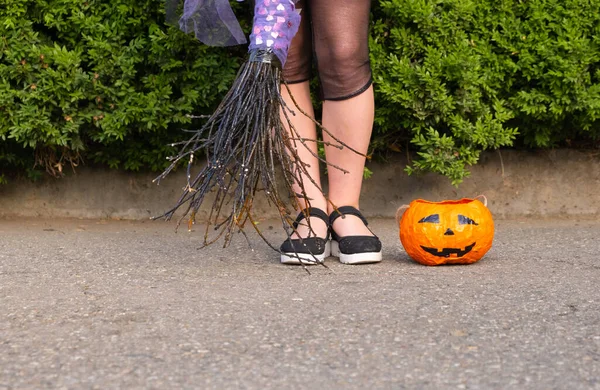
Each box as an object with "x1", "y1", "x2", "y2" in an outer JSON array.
[{"x1": 153, "y1": 55, "x2": 364, "y2": 264}]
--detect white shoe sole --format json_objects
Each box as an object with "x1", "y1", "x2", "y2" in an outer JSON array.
[
  {"x1": 280, "y1": 241, "x2": 331, "y2": 265},
  {"x1": 331, "y1": 240, "x2": 382, "y2": 265}
]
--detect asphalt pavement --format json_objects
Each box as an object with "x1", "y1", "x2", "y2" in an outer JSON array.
[{"x1": 0, "y1": 217, "x2": 598, "y2": 389}]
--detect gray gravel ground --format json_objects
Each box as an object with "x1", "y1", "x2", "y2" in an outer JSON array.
[{"x1": 0, "y1": 217, "x2": 599, "y2": 389}]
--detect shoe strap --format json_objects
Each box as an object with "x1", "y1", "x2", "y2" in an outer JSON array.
[
  {"x1": 292, "y1": 207, "x2": 330, "y2": 230},
  {"x1": 329, "y1": 206, "x2": 368, "y2": 227}
]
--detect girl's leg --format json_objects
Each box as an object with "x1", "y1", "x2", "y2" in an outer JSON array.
[
  {"x1": 311, "y1": 0, "x2": 375, "y2": 237},
  {"x1": 280, "y1": 82, "x2": 328, "y2": 239},
  {"x1": 280, "y1": 0, "x2": 327, "y2": 239},
  {"x1": 322, "y1": 87, "x2": 375, "y2": 237}
]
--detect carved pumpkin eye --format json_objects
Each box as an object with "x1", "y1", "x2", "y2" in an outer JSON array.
[
  {"x1": 418, "y1": 214, "x2": 439, "y2": 223},
  {"x1": 458, "y1": 215, "x2": 478, "y2": 225}
]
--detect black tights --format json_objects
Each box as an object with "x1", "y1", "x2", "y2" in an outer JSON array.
[{"x1": 282, "y1": 0, "x2": 372, "y2": 101}]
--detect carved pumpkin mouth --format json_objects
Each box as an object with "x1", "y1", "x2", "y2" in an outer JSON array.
[{"x1": 420, "y1": 242, "x2": 476, "y2": 258}]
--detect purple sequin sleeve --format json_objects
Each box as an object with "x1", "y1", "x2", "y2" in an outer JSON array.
[{"x1": 248, "y1": 0, "x2": 301, "y2": 66}]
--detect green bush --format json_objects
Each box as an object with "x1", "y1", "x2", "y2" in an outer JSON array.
[
  {"x1": 371, "y1": 0, "x2": 600, "y2": 183},
  {"x1": 2, "y1": 0, "x2": 600, "y2": 185},
  {"x1": 1, "y1": 0, "x2": 245, "y2": 178}
]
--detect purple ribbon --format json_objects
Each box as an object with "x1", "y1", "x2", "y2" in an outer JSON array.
[
  {"x1": 170, "y1": 0, "x2": 248, "y2": 46},
  {"x1": 169, "y1": 0, "x2": 300, "y2": 65}
]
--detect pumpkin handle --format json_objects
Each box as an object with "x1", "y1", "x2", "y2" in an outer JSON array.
[
  {"x1": 395, "y1": 205, "x2": 410, "y2": 225},
  {"x1": 474, "y1": 194, "x2": 488, "y2": 207}
]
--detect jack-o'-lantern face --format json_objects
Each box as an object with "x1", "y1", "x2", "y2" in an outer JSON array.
[{"x1": 399, "y1": 198, "x2": 494, "y2": 266}]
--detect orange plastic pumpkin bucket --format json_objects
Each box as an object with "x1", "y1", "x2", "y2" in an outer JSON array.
[{"x1": 396, "y1": 196, "x2": 494, "y2": 266}]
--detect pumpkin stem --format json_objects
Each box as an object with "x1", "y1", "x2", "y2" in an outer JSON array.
[
  {"x1": 474, "y1": 194, "x2": 488, "y2": 207},
  {"x1": 395, "y1": 205, "x2": 410, "y2": 226}
]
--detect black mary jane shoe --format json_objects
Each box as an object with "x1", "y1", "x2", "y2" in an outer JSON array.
[
  {"x1": 329, "y1": 206, "x2": 382, "y2": 265},
  {"x1": 280, "y1": 208, "x2": 331, "y2": 265}
]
